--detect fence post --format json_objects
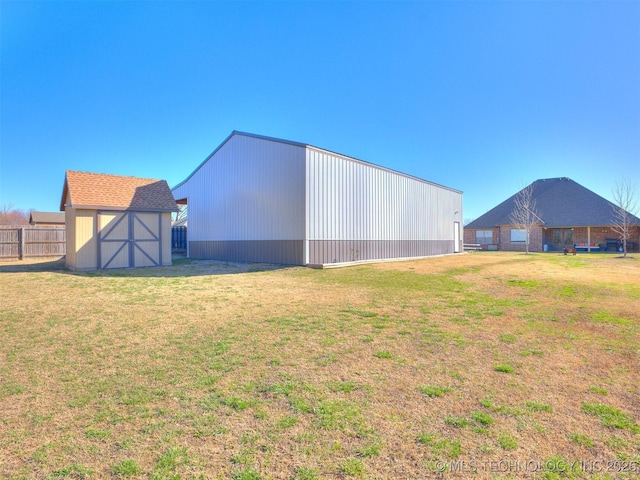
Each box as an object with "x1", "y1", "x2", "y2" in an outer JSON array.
[{"x1": 19, "y1": 227, "x2": 25, "y2": 260}]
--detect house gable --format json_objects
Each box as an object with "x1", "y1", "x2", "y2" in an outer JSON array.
[{"x1": 467, "y1": 177, "x2": 640, "y2": 229}]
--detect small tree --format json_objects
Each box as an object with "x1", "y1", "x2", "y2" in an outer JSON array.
[
  {"x1": 509, "y1": 183, "x2": 541, "y2": 255},
  {"x1": 611, "y1": 179, "x2": 639, "y2": 258}
]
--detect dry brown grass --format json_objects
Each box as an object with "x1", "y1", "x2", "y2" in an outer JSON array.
[{"x1": 1, "y1": 252, "x2": 638, "y2": 479}]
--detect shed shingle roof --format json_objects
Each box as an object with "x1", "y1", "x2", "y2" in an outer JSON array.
[
  {"x1": 61, "y1": 171, "x2": 178, "y2": 212},
  {"x1": 467, "y1": 177, "x2": 640, "y2": 229}
]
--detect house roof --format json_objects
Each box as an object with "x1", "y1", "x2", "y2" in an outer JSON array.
[
  {"x1": 172, "y1": 130, "x2": 462, "y2": 195},
  {"x1": 60, "y1": 171, "x2": 178, "y2": 212},
  {"x1": 467, "y1": 177, "x2": 640, "y2": 229},
  {"x1": 29, "y1": 211, "x2": 65, "y2": 225}
]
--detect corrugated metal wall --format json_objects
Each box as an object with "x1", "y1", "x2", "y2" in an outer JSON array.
[
  {"x1": 173, "y1": 133, "x2": 463, "y2": 266},
  {"x1": 190, "y1": 240, "x2": 303, "y2": 265},
  {"x1": 173, "y1": 134, "x2": 306, "y2": 243},
  {"x1": 305, "y1": 147, "x2": 462, "y2": 265}
]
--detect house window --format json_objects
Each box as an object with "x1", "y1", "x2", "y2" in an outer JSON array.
[
  {"x1": 510, "y1": 229, "x2": 527, "y2": 243},
  {"x1": 475, "y1": 230, "x2": 493, "y2": 244}
]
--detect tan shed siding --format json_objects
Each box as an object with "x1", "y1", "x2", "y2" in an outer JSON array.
[
  {"x1": 161, "y1": 212, "x2": 172, "y2": 265},
  {"x1": 64, "y1": 208, "x2": 77, "y2": 270},
  {"x1": 133, "y1": 213, "x2": 159, "y2": 240},
  {"x1": 76, "y1": 209, "x2": 97, "y2": 270},
  {"x1": 305, "y1": 148, "x2": 462, "y2": 264},
  {"x1": 134, "y1": 243, "x2": 159, "y2": 267}
]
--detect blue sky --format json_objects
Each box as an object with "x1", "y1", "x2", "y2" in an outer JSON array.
[{"x1": 1, "y1": 0, "x2": 638, "y2": 222}]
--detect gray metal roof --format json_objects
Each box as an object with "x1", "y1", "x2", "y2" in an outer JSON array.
[{"x1": 467, "y1": 177, "x2": 640, "y2": 228}]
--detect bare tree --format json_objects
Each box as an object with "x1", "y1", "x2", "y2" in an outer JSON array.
[
  {"x1": 0, "y1": 204, "x2": 31, "y2": 225},
  {"x1": 509, "y1": 183, "x2": 541, "y2": 255},
  {"x1": 611, "y1": 179, "x2": 639, "y2": 258}
]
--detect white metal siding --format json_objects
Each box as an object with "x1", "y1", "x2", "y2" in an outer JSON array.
[
  {"x1": 172, "y1": 134, "x2": 306, "y2": 242},
  {"x1": 306, "y1": 147, "x2": 462, "y2": 242}
]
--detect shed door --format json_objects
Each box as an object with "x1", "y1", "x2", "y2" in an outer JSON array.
[{"x1": 98, "y1": 211, "x2": 162, "y2": 269}]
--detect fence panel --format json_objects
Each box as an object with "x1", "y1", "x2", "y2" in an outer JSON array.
[
  {"x1": 0, "y1": 226, "x2": 66, "y2": 260},
  {"x1": 0, "y1": 228, "x2": 20, "y2": 259},
  {"x1": 171, "y1": 226, "x2": 187, "y2": 251}
]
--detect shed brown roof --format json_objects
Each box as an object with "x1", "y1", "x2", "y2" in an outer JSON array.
[{"x1": 61, "y1": 171, "x2": 178, "y2": 212}]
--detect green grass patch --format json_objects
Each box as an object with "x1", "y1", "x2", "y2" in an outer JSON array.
[
  {"x1": 497, "y1": 432, "x2": 518, "y2": 450},
  {"x1": 327, "y1": 380, "x2": 359, "y2": 393},
  {"x1": 498, "y1": 333, "x2": 517, "y2": 343},
  {"x1": 526, "y1": 401, "x2": 553, "y2": 413},
  {"x1": 417, "y1": 433, "x2": 462, "y2": 459},
  {"x1": 111, "y1": 459, "x2": 142, "y2": 476},
  {"x1": 151, "y1": 446, "x2": 190, "y2": 479},
  {"x1": 84, "y1": 428, "x2": 112, "y2": 441},
  {"x1": 581, "y1": 403, "x2": 639, "y2": 431},
  {"x1": 444, "y1": 416, "x2": 469, "y2": 428},
  {"x1": 373, "y1": 350, "x2": 393, "y2": 359},
  {"x1": 418, "y1": 385, "x2": 452, "y2": 398},
  {"x1": 591, "y1": 311, "x2": 632, "y2": 325},
  {"x1": 222, "y1": 396, "x2": 251, "y2": 411},
  {"x1": 339, "y1": 458, "x2": 366, "y2": 476},
  {"x1": 293, "y1": 467, "x2": 319, "y2": 480},
  {"x1": 49, "y1": 463, "x2": 94, "y2": 478},
  {"x1": 493, "y1": 364, "x2": 514, "y2": 373},
  {"x1": 314, "y1": 399, "x2": 364, "y2": 431},
  {"x1": 356, "y1": 442, "x2": 381, "y2": 457},
  {"x1": 232, "y1": 467, "x2": 262, "y2": 480},
  {"x1": 588, "y1": 386, "x2": 608, "y2": 395},
  {"x1": 471, "y1": 411, "x2": 494, "y2": 426},
  {"x1": 568, "y1": 433, "x2": 594, "y2": 448},
  {"x1": 507, "y1": 279, "x2": 539, "y2": 287},
  {"x1": 278, "y1": 415, "x2": 298, "y2": 428}
]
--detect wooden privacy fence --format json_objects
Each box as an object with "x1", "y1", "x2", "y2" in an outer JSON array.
[{"x1": 0, "y1": 226, "x2": 66, "y2": 260}]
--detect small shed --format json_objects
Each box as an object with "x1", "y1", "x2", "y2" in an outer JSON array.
[{"x1": 60, "y1": 171, "x2": 178, "y2": 271}]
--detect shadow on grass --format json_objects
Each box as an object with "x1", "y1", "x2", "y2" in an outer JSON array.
[
  {"x1": 0, "y1": 256, "x2": 294, "y2": 277},
  {"x1": 0, "y1": 257, "x2": 67, "y2": 273}
]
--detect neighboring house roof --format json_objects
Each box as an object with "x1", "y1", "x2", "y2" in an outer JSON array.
[
  {"x1": 60, "y1": 171, "x2": 178, "y2": 212},
  {"x1": 29, "y1": 211, "x2": 65, "y2": 225},
  {"x1": 467, "y1": 177, "x2": 640, "y2": 229},
  {"x1": 172, "y1": 130, "x2": 462, "y2": 194}
]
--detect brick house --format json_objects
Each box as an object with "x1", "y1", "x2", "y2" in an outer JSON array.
[{"x1": 465, "y1": 177, "x2": 640, "y2": 253}]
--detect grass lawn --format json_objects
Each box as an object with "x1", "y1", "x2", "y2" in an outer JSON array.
[{"x1": 1, "y1": 252, "x2": 639, "y2": 479}]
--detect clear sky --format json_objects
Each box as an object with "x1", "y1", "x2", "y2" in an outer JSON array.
[{"x1": 1, "y1": 0, "x2": 638, "y2": 223}]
